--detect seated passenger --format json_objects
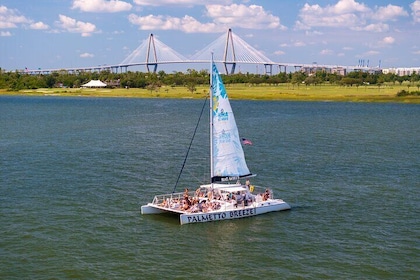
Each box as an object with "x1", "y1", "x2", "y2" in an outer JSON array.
[
  {"x1": 182, "y1": 201, "x2": 190, "y2": 211},
  {"x1": 207, "y1": 190, "x2": 213, "y2": 200},
  {"x1": 189, "y1": 204, "x2": 199, "y2": 213},
  {"x1": 235, "y1": 192, "x2": 243, "y2": 208},
  {"x1": 263, "y1": 189, "x2": 270, "y2": 201},
  {"x1": 184, "y1": 196, "x2": 192, "y2": 207},
  {"x1": 206, "y1": 201, "x2": 213, "y2": 212},
  {"x1": 160, "y1": 199, "x2": 167, "y2": 207}
]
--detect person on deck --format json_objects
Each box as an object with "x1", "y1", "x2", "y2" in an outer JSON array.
[
  {"x1": 235, "y1": 191, "x2": 243, "y2": 208},
  {"x1": 263, "y1": 189, "x2": 270, "y2": 201},
  {"x1": 246, "y1": 179, "x2": 250, "y2": 187}
]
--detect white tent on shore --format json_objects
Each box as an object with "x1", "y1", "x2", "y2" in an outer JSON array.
[{"x1": 81, "y1": 80, "x2": 107, "y2": 88}]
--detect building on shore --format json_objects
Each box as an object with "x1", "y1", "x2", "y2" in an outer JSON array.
[{"x1": 382, "y1": 67, "x2": 420, "y2": 76}]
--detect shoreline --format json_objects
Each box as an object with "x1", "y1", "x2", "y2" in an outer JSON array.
[{"x1": 1, "y1": 85, "x2": 419, "y2": 103}]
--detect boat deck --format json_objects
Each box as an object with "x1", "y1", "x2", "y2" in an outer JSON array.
[{"x1": 141, "y1": 185, "x2": 290, "y2": 224}]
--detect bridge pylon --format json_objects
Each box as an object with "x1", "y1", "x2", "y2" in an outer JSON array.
[
  {"x1": 145, "y1": 34, "x2": 158, "y2": 73},
  {"x1": 191, "y1": 28, "x2": 276, "y2": 75},
  {"x1": 223, "y1": 29, "x2": 236, "y2": 75}
]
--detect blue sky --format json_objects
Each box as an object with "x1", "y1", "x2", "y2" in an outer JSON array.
[{"x1": 1, "y1": 0, "x2": 419, "y2": 72}]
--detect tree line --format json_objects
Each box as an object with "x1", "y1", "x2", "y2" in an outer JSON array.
[{"x1": 1, "y1": 67, "x2": 419, "y2": 92}]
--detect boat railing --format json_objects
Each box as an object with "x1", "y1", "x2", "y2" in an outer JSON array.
[
  {"x1": 150, "y1": 185, "x2": 279, "y2": 212},
  {"x1": 247, "y1": 185, "x2": 276, "y2": 199},
  {"x1": 152, "y1": 192, "x2": 184, "y2": 206}
]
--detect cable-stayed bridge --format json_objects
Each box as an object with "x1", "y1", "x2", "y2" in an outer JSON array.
[
  {"x1": 24, "y1": 29, "x2": 381, "y2": 75},
  {"x1": 119, "y1": 29, "x2": 278, "y2": 74}
]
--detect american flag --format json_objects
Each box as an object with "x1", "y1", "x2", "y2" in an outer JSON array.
[{"x1": 241, "y1": 138, "x2": 253, "y2": 145}]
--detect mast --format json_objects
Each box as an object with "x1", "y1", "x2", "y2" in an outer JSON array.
[{"x1": 210, "y1": 54, "x2": 214, "y2": 181}]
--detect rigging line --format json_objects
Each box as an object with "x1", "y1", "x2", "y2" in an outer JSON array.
[{"x1": 172, "y1": 95, "x2": 209, "y2": 193}]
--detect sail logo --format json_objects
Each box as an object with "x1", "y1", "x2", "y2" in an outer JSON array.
[
  {"x1": 212, "y1": 95, "x2": 219, "y2": 115},
  {"x1": 219, "y1": 130, "x2": 231, "y2": 143},
  {"x1": 217, "y1": 109, "x2": 229, "y2": 121}
]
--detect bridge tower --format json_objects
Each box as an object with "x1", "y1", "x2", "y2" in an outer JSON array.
[
  {"x1": 223, "y1": 29, "x2": 236, "y2": 75},
  {"x1": 222, "y1": 28, "x2": 274, "y2": 75},
  {"x1": 145, "y1": 34, "x2": 158, "y2": 73},
  {"x1": 191, "y1": 28, "x2": 276, "y2": 75}
]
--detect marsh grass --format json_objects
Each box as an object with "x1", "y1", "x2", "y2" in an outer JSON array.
[{"x1": 2, "y1": 83, "x2": 419, "y2": 103}]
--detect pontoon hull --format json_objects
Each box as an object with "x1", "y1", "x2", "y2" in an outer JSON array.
[
  {"x1": 141, "y1": 198, "x2": 290, "y2": 225},
  {"x1": 141, "y1": 204, "x2": 168, "y2": 214},
  {"x1": 179, "y1": 200, "x2": 290, "y2": 225}
]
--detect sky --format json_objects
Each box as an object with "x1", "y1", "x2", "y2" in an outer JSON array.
[{"x1": 1, "y1": 0, "x2": 420, "y2": 73}]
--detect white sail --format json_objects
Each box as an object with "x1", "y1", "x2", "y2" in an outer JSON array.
[{"x1": 211, "y1": 62, "x2": 251, "y2": 182}]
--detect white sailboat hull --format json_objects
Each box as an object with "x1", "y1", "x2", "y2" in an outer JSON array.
[
  {"x1": 141, "y1": 204, "x2": 169, "y2": 214},
  {"x1": 141, "y1": 187, "x2": 290, "y2": 225},
  {"x1": 179, "y1": 200, "x2": 290, "y2": 225}
]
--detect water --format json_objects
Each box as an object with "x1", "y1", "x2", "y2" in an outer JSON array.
[{"x1": 1, "y1": 96, "x2": 419, "y2": 279}]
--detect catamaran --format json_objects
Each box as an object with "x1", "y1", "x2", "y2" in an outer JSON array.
[{"x1": 141, "y1": 61, "x2": 290, "y2": 225}]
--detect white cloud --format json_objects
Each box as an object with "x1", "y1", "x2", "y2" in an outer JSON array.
[
  {"x1": 294, "y1": 41, "x2": 306, "y2": 47},
  {"x1": 296, "y1": 0, "x2": 408, "y2": 32},
  {"x1": 320, "y1": 49, "x2": 334, "y2": 55},
  {"x1": 56, "y1": 14, "x2": 97, "y2": 37},
  {"x1": 1, "y1": 30, "x2": 12, "y2": 36},
  {"x1": 373, "y1": 4, "x2": 408, "y2": 21},
  {"x1": 128, "y1": 14, "x2": 217, "y2": 33},
  {"x1": 133, "y1": 0, "x2": 230, "y2": 6},
  {"x1": 206, "y1": 4, "x2": 285, "y2": 30},
  {"x1": 72, "y1": 0, "x2": 132, "y2": 13},
  {"x1": 80, "y1": 52, "x2": 94, "y2": 58},
  {"x1": 357, "y1": 23, "x2": 389, "y2": 32},
  {"x1": 279, "y1": 40, "x2": 306, "y2": 48},
  {"x1": 30, "y1": 21, "x2": 49, "y2": 30},
  {"x1": 335, "y1": 0, "x2": 368, "y2": 13},
  {"x1": 296, "y1": 1, "x2": 366, "y2": 30},
  {"x1": 0, "y1": 5, "x2": 31, "y2": 29},
  {"x1": 305, "y1": 30, "x2": 323, "y2": 36},
  {"x1": 381, "y1": 36, "x2": 395, "y2": 44},
  {"x1": 179, "y1": 15, "x2": 218, "y2": 33},
  {"x1": 0, "y1": 5, "x2": 50, "y2": 32},
  {"x1": 411, "y1": 0, "x2": 420, "y2": 23},
  {"x1": 274, "y1": 50, "x2": 285, "y2": 55},
  {"x1": 129, "y1": 3, "x2": 284, "y2": 33}
]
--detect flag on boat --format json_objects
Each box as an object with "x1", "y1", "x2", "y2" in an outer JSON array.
[{"x1": 242, "y1": 138, "x2": 253, "y2": 145}]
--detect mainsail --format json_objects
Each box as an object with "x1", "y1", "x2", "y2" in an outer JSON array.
[{"x1": 210, "y1": 62, "x2": 252, "y2": 182}]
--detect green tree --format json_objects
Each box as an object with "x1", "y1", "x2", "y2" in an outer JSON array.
[{"x1": 291, "y1": 72, "x2": 306, "y2": 88}]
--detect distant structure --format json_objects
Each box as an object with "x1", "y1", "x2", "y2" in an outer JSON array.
[
  {"x1": 382, "y1": 67, "x2": 420, "y2": 76},
  {"x1": 120, "y1": 28, "x2": 276, "y2": 75},
  {"x1": 189, "y1": 28, "x2": 275, "y2": 74},
  {"x1": 20, "y1": 28, "x2": 397, "y2": 75},
  {"x1": 119, "y1": 33, "x2": 188, "y2": 73}
]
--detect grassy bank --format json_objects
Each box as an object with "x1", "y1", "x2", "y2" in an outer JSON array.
[{"x1": 1, "y1": 83, "x2": 419, "y2": 103}]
